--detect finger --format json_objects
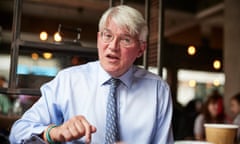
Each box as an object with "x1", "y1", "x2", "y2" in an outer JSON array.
[
  {"x1": 85, "y1": 125, "x2": 97, "y2": 144},
  {"x1": 74, "y1": 119, "x2": 85, "y2": 136},
  {"x1": 61, "y1": 124, "x2": 73, "y2": 141},
  {"x1": 90, "y1": 125, "x2": 97, "y2": 133},
  {"x1": 68, "y1": 123, "x2": 80, "y2": 139},
  {"x1": 61, "y1": 130, "x2": 71, "y2": 141},
  {"x1": 79, "y1": 117, "x2": 92, "y2": 143}
]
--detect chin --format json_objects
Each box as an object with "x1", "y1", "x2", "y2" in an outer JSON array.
[
  {"x1": 101, "y1": 61, "x2": 125, "y2": 76},
  {"x1": 107, "y1": 67, "x2": 123, "y2": 77},
  {"x1": 106, "y1": 68, "x2": 119, "y2": 75}
]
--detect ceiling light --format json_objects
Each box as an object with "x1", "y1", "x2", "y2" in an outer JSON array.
[
  {"x1": 213, "y1": 60, "x2": 221, "y2": 70},
  {"x1": 53, "y1": 32, "x2": 62, "y2": 42},
  {"x1": 31, "y1": 53, "x2": 39, "y2": 60},
  {"x1": 187, "y1": 45, "x2": 196, "y2": 56},
  {"x1": 213, "y1": 79, "x2": 220, "y2": 87},
  {"x1": 39, "y1": 31, "x2": 48, "y2": 41},
  {"x1": 188, "y1": 80, "x2": 196, "y2": 87},
  {"x1": 43, "y1": 52, "x2": 53, "y2": 60}
]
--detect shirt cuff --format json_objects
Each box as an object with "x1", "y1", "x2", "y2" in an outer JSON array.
[{"x1": 22, "y1": 135, "x2": 46, "y2": 144}]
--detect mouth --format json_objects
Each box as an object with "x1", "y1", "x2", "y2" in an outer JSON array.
[{"x1": 106, "y1": 54, "x2": 119, "y2": 61}]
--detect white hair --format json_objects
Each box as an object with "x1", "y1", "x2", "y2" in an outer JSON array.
[{"x1": 99, "y1": 5, "x2": 148, "y2": 42}]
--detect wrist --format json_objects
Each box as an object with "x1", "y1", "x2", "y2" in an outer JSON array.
[{"x1": 44, "y1": 124, "x2": 60, "y2": 144}]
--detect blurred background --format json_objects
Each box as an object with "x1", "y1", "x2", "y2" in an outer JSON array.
[{"x1": 0, "y1": 0, "x2": 239, "y2": 142}]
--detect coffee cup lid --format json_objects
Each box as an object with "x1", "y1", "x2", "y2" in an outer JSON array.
[
  {"x1": 175, "y1": 140, "x2": 213, "y2": 144},
  {"x1": 204, "y1": 123, "x2": 239, "y2": 129}
]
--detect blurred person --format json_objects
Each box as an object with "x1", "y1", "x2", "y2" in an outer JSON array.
[
  {"x1": 230, "y1": 92, "x2": 240, "y2": 141},
  {"x1": 0, "y1": 76, "x2": 12, "y2": 143},
  {"x1": 183, "y1": 99, "x2": 203, "y2": 140},
  {"x1": 0, "y1": 76, "x2": 12, "y2": 115},
  {"x1": 194, "y1": 91, "x2": 225, "y2": 140},
  {"x1": 172, "y1": 101, "x2": 185, "y2": 140},
  {"x1": 15, "y1": 95, "x2": 40, "y2": 114},
  {"x1": 9, "y1": 5, "x2": 173, "y2": 144}
]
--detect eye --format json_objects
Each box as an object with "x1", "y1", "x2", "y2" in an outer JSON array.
[
  {"x1": 102, "y1": 32, "x2": 113, "y2": 41},
  {"x1": 121, "y1": 36, "x2": 133, "y2": 44}
]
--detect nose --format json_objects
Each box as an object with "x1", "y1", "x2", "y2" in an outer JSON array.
[{"x1": 108, "y1": 37, "x2": 120, "y2": 51}]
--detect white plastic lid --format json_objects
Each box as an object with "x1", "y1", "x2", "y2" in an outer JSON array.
[
  {"x1": 204, "y1": 123, "x2": 239, "y2": 129},
  {"x1": 174, "y1": 141, "x2": 213, "y2": 144}
]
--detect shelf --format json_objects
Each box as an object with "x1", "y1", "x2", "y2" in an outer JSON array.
[
  {"x1": 17, "y1": 39, "x2": 98, "y2": 55},
  {"x1": 2, "y1": 40, "x2": 99, "y2": 96},
  {"x1": 5, "y1": 0, "x2": 100, "y2": 97},
  {"x1": 0, "y1": 88, "x2": 41, "y2": 96}
]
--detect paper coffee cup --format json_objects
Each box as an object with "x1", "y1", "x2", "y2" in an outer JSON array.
[{"x1": 204, "y1": 124, "x2": 238, "y2": 144}]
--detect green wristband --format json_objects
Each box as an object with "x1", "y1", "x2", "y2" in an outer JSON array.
[{"x1": 46, "y1": 125, "x2": 60, "y2": 144}]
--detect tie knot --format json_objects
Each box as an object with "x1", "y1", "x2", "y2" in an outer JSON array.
[{"x1": 110, "y1": 78, "x2": 120, "y2": 87}]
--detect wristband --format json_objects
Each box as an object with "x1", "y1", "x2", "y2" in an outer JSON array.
[{"x1": 46, "y1": 125, "x2": 60, "y2": 144}]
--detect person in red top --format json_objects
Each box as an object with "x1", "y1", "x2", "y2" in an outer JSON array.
[{"x1": 194, "y1": 91, "x2": 226, "y2": 140}]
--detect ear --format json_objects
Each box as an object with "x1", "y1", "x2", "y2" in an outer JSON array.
[
  {"x1": 97, "y1": 32, "x2": 101, "y2": 48},
  {"x1": 137, "y1": 42, "x2": 146, "y2": 58},
  {"x1": 97, "y1": 32, "x2": 101, "y2": 39}
]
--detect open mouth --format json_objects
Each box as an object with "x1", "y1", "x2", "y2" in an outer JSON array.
[{"x1": 106, "y1": 54, "x2": 119, "y2": 60}]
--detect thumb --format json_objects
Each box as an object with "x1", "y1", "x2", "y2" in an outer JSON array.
[{"x1": 90, "y1": 125, "x2": 97, "y2": 133}]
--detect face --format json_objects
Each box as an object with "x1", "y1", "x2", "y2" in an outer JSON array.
[
  {"x1": 0, "y1": 79, "x2": 5, "y2": 88},
  {"x1": 97, "y1": 20, "x2": 146, "y2": 77},
  {"x1": 230, "y1": 99, "x2": 240, "y2": 116},
  {"x1": 208, "y1": 102, "x2": 219, "y2": 117}
]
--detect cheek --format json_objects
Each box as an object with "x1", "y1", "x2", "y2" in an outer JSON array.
[
  {"x1": 122, "y1": 52, "x2": 137, "y2": 65},
  {"x1": 233, "y1": 107, "x2": 238, "y2": 113},
  {"x1": 123, "y1": 49, "x2": 140, "y2": 60},
  {"x1": 98, "y1": 42, "x2": 107, "y2": 54},
  {"x1": 209, "y1": 105, "x2": 218, "y2": 113},
  {"x1": 236, "y1": 105, "x2": 240, "y2": 112},
  {"x1": 231, "y1": 102, "x2": 239, "y2": 112}
]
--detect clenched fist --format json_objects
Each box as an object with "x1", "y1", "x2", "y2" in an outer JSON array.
[{"x1": 43, "y1": 115, "x2": 97, "y2": 143}]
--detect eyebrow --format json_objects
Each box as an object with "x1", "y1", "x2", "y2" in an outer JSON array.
[{"x1": 103, "y1": 28, "x2": 133, "y2": 37}]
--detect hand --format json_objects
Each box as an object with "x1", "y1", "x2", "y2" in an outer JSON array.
[{"x1": 44, "y1": 115, "x2": 97, "y2": 143}]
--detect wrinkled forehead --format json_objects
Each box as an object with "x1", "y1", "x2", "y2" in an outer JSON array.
[{"x1": 102, "y1": 17, "x2": 137, "y2": 37}]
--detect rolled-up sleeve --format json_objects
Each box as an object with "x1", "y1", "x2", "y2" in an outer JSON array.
[{"x1": 9, "y1": 73, "x2": 64, "y2": 143}]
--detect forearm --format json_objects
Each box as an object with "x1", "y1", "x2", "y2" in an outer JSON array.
[
  {"x1": 9, "y1": 101, "x2": 53, "y2": 143},
  {"x1": 9, "y1": 119, "x2": 48, "y2": 143}
]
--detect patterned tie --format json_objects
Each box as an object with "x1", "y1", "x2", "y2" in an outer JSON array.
[{"x1": 105, "y1": 78, "x2": 120, "y2": 144}]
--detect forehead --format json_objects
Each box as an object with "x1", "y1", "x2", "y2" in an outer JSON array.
[
  {"x1": 104, "y1": 19, "x2": 132, "y2": 35},
  {"x1": 231, "y1": 99, "x2": 239, "y2": 104}
]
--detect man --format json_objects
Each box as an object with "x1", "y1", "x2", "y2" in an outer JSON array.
[{"x1": 10, "y1": 5, "x2": 173, "y2": 144}]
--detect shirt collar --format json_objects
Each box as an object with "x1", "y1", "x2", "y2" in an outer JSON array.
[
  {"x1": 118, "y1": 66, "x2": 133, "y2": 88},
  {"x1": 98, "y1": 62, "x2": 111, "y2": 86},
  {"x1": 97, "y1": 62, "x2": 134, "y2": 88}
]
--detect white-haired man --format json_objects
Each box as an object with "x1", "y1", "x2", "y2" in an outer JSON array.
[{"x1": 10, "y1": 5, "x2": 173, "y2": 144}]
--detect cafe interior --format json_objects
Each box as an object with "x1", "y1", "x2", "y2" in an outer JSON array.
[{"x1": 0, "y1": 0, "x2": 240, "y2": 143}]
